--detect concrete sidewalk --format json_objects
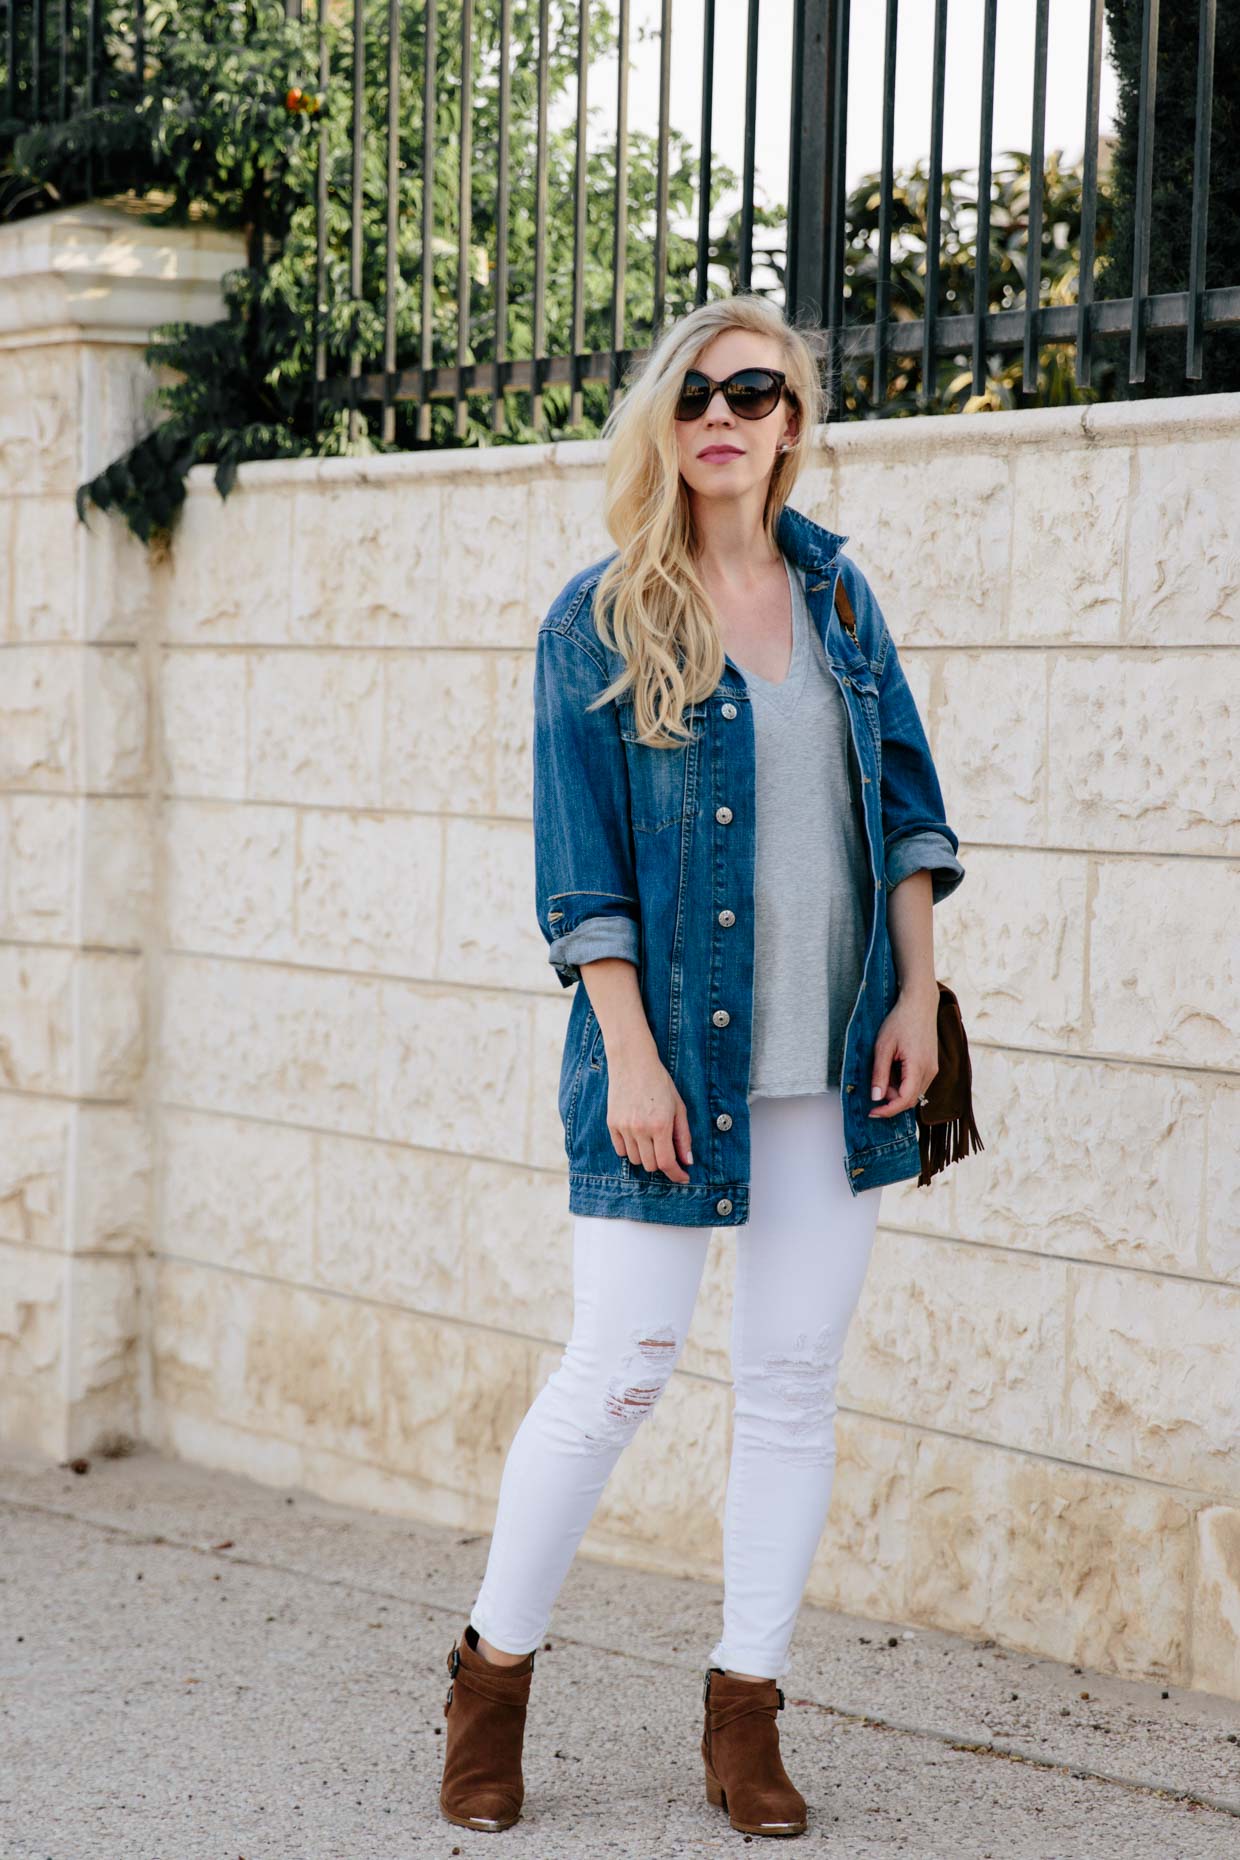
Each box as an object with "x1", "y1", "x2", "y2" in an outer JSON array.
[{"x1": 2, "y1": 1442, "x2": 1238, "y2": 1859}]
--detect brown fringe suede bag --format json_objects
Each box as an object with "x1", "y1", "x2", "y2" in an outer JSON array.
[
  {"x1": 914, "y1": 980, "x2": 985, "y2": 1186},
  {"x1": 832, "y1": 577, "x2": 983, "y2": 1188}
]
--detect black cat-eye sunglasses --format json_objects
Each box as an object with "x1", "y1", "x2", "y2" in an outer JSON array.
[{"x1": 674, "y1": 366, "x2": 793, "y2": 422}]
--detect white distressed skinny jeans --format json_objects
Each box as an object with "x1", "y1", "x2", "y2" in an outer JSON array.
[{"x1": 469, "y1": 1089, "x2": 883, "y2": 1681}]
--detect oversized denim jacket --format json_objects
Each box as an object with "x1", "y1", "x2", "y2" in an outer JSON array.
[{"x1": 532, "y1": 503, "x2": 966, "y2": 1226}]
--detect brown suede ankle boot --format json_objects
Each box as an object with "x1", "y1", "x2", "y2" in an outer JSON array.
[
  {"x1": 439, "y1": 1622, "x2": 537, "y2": 1832},
  {"x1": 701, "y1": 1665, "x2": 808, "y2": 1837}
]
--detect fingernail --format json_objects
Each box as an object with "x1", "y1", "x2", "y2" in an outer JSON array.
[
  {"x1": 687, "y1": 1150, "x2": 694, "y2": 1164},
  {"x1": 871, "y1": 1087, "x2": 882, "y2": 1101}
]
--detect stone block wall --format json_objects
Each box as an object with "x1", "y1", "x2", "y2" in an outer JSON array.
[{"x1": 2, "y1": 212, "x2": 1237, "y2": 1698}]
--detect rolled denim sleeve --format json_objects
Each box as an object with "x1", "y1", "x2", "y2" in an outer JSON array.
[
  {"x1": 533, "y1": 624, "x2": 642, "y2": 987},
  {"x1": 869, "y1": 593, "x2": 965, "y2": 908}
]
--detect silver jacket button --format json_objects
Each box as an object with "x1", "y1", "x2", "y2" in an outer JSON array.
[
  {"x1": 715, "y1": 1112, "x2": 733, "y2": 1131},
  {"x1": 721, "y1": 701, "x2": 737, "y2": 719},
  {"x1": 712, "y1": 1008, "x2": 730, "y2": 1027},
  {"x1": 715, "y1": 805, "x2": 733, "y2": 824},
  {"x1": 717, "y1": 909, "x2": 735, "y2": 928},
  {"x1": 716, "y1": 1197, "x2": 733, "y2": 1216}
]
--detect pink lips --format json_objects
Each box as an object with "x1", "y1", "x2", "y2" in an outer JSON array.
[{"x1": 698, "y1": 446, "x2": 743, "y2": 460}]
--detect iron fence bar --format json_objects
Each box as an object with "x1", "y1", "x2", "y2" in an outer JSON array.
[
  {"x1": 312, "y1": 0, "x2": 327, "y2": 432},
  {"x1": 383, "y1": 0, "x2": 400, "y2": 443},
  {"x1": 738, "y1": 0, "x2": 759, "y2": 292},
  {"x1": 823, "y1": 0, "x2": 849, "y2": 413},
  {"x1": 135, "y1": 0, "x2": 145, "y2": 99},
  {"x1": 325, "y1": 285, "x2": 1240, "y2": 410},
  {"x1": 920, "y1": 0, "x2": 947, "y2": 410},
  {"x1": 1185, "y1": 0, "x2": 1216, "y2": 380},
  {"x1": 57, "y1": 0, "x2": 66, "y2": 120},
  {"x1": 418, "y1": 0, "x2": 437, "y2": 442},
  {"x1": 454, "y1": 0, "x2": 474, "y2": 439},
  {"x1": 348, "y1": 0, "x2": 365, "y2": 441},
  {"x1": 5, "y1": 0, "x2": 14, "y2": 120},
  {"x1": 531, "y1": 0, "x2": 548, "y2": 434},
  {"x1": 873, "y1": 0, "x2": 898, "y2": 406},
  {"x1": 694, "y1": 0, "x2": 715, "y2": 307},
  {"x1": 570, "y1": 0, "x2": 588, "y2": 426},
  {"x1": 1021, "y1": 0, "x2": 1050, "y2": 392},
  {"x1": 970, "y1": 0, "x2": 997, "y2": 399},
  {"x1": 652, "y1": 0, "x2": 671, "y2": 334},
  {"x1": 1074, "y1": 0, "x2": 1105, "y2": 389},
  {"x1": 491, "y1": 0, "x2": 512, "y2": 434},
  {"x1": 1129, "y1": 0, "x2": 1160, "y2": 384},
  {"x1": 31, "y1": 0, "x2": 43, "y2": 121},
  {"x1": 611, "y1": 0, "x2": 631, "y2": 403},
  {"x1": 787, "y1": 0, "x2": 827, "y2": 328}
]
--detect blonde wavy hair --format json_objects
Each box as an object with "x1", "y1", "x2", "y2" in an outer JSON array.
[{"x1": 588, "y1": 294, "x2": 829, "y2": 748}]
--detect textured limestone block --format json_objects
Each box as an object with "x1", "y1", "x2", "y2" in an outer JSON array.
[
  {"x1": 9, "y1": 497, "x2": 83, "y2": 642},
  {"x1": 296, "y1": 806, "x2": 441, "y2": 978},
  {"x1": 944, "y1": 847, "x2": 1087, "y2": 1049},
  {"x1": 1088, "y1": 857, "x2": 1239, "y2": 1069},
  {"x1": 77, "y1": 950, "x2": 145, "y2": 1097},
  {"x1": 844, "y1": 1229, "x2": 1069, "y2": 1459},
  {"x1": 833, "y1": 452, "x2": 1013, "y2": 645},
  {"x1": 1049, "y1": 652, "x2": 1238, "y2": 855},
  {"x1": 1, "y1": 794, "x2": 77, "y2": 940},
  {"x1": 159, "y1": 649, "x2": 248, "y2": 799},
  {"x1": 441, "y1": 816, "x2": 547, "y2": 990},
  {"x1": 945, "y1": 1046, "x2": 1205, "y2": 1278},
  {"x1": 0, "y1": 1094, "x2": 69, "y2": 1251},
  {"x1": 1008, "y1": 443, "x2": 1129, "y2": 641},
  {"x1": 316, "y1": 1130, "x2": 468, "y2": 1318},
  {"x1": 0, "y1": 646, "x2": 77, "y2": 789},
  {"x1": 906, "y1": 1430, "x2": 1192, "y2": 1682},
  {"x1": 438, "y1": 477, "x2": 533, "y2": 648},
  {"x1": 0, "y1": 346, "x2": 78, "y2": 496},
  {"x1": 164, "y1": 486, "x2": 295, "y2": 643},
  {"x1": 377, "y1": 1301, "x2": 533, "y2": 1497},
  {"x1": 524, "y1": 465, "x2": 613, "y2": 621},
  {"x1": 383, "y1": 649, "x2": 494, "y2": 814},
  {"x1": 290, "y1": 482, "x2": 441, "y2": 646},
  {"x1": 491, "y1": 649, "x2": 536, "y2": 821},
  {"x1": 0, "y1": 945, "x2": 74, "y2": 1091},
  {"x1": 375, "y1": 978, "x2": 533, "y2": 1164},
  {"x1": 1205, "y1": 1079, "x2": 1240, "y2": 1284},
  {"x1": 1127, "y1": 437, "x2": 1240, "y2": 645},
  {"x1": 937, "y1": 651, "x2": 1045, "y2": 843},
  {"x1": 803, "y1": 1412, "x2": 912, "y2": 1620},
  {"x1": 163, "y1": 799, "x2": 296, "y2": 961},
  {"x1": 0, "y1": 1241, "x2": 64, "y2": 1451},
  {"x1": 248, "y1": 650, "x2": 384, "y2": 807},
  {"x1": 159, "y1": 952, "x2": 382, "y2": 1132},
  {"x1": 62, "y1": 1253, "x2": 139, "y2": 1448},
  {"x1": 80, "y1": 497, "x2": 161, "y2": 643},
  {"x1": 81, "y1": 796, "x2": 152, "y2": 947},
  {"x1": 460, "y1": 1156, "x2": 572, "y2": 1340},
  {"x1": 1065, "y1": 1263, "x2": 1240, "y2": 1498},
  {"x1": 72, "y1": 1103, "x2": 149, "y2": 1254},
  {"x1": 582, "y1": 1362, "x2": 730, "y2": 1572},
  {"x1": 1192, "y1": 1506, "x2": 1240, "y2": 1698},
  {"x1": 161, "y1": 1107, "x2": 314, "y2": 1281},
  {"x1": 82, "y1": 645, "x2": 147, "y2": 792}
]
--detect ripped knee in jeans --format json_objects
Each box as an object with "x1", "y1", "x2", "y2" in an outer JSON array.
[{"x1": 585, "y1": 1323, "x2": 680, "y2": 1450}]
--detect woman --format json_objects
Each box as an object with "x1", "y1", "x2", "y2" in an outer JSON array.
[{"x1": 439, "y1": 294, "x2": 965, "y2": 1837}]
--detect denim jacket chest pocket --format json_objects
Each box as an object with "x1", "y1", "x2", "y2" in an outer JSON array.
[{"x1": 616, "y1": 698, "x2": 704, "y2": 834}]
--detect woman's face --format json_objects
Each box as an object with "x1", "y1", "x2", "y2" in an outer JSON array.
[{"x1": 673, "y1": 330, "x2": 799, "y2": 504}]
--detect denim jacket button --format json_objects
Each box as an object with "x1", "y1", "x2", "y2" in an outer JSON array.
[
  {"x1": 715, "y1": 805, "x2": 733, "y2": 824},
  {"x1": 716, "y1": 1198, "x2": 733, "y2": 1216},
  {"x1": 715, "y1": 1112, "x2": 733, "y2": 1131},
  {"x1": 717, "y1": 909, "x2": 735, "y2": 928},
  {"x1": 721, "y1": 702, "x2": 737, "y2": 719},
  {"x1": 712, "y1": 1009, "x2": 730, "y2": 1027}
]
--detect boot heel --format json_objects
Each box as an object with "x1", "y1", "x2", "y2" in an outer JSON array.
[{"x1": 704, "y1": 1764, "x2": 726, "y2": 1808}]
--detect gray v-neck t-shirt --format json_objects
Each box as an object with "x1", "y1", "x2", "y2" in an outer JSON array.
[{"x1": 740, "y1": 552, "x2": 872, "y2": 1098}]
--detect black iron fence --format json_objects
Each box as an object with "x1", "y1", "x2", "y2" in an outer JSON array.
[{"x1": 3, "y1": 0, "x2": 1236, "y2": 446}]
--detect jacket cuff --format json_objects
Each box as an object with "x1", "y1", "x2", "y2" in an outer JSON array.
[
  {"x1": 547, "y1": 915, "x2": 641, "y2": 988},
  {"x1": 885, "y1": 831, "x2": 966, "y2": 905}
]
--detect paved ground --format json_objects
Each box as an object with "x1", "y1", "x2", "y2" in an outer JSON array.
[{"x1": 2, "y1": 1440, "x2": 1238, "y2": 1859}]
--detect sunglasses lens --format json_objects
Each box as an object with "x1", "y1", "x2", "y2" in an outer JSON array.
[
  {"x1": 675, "y1": 372, "x2": 712, "y2": 420},
  {"x1": 726, "y1": 370, "x2": 781, "y2": 418}
]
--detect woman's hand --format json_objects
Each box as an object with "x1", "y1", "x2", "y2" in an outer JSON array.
[
  {"x1": 607, "y1": 1042, "x2": 694, "y2": 1182},
  {"x1": 868, "y1": 984, "x2": 939, "y2": 1119}
]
